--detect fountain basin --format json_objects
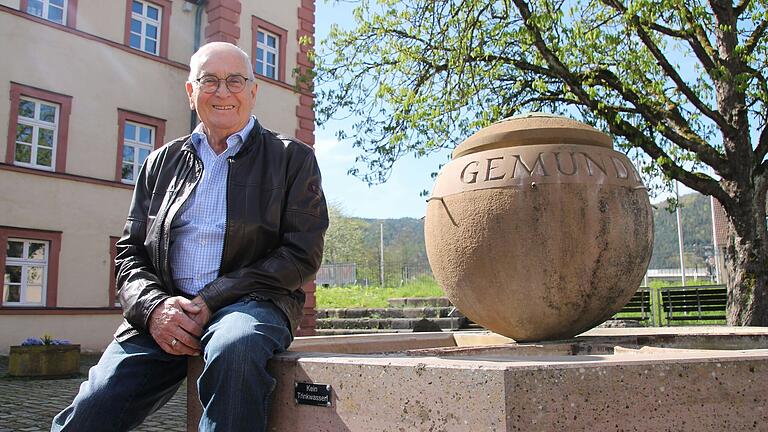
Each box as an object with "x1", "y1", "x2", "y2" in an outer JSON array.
[{"x1": 265, "y1": 327, "x2": 768, "y2": 431}]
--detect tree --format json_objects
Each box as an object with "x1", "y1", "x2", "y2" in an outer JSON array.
[
  {"x1": 322, "y1": 203, "x2": 371, "y2": 264},
  {"x1": 315, "y1": 0, "x2": 768, "y2": 325}
]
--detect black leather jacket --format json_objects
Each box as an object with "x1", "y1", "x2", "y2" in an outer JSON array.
[{"x1": 114, "y1": 120, "x2": 328, "y2": 342}]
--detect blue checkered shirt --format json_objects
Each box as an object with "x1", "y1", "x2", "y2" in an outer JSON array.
[{"x1": 169, "y1": 117, "x2": 256, "y2": 295}]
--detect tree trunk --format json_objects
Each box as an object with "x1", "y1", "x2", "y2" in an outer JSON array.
[{"x1": 724, "y1": 194, "x2": 768, "y2": 326}]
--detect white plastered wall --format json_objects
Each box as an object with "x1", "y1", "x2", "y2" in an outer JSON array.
[
  {"x1": 0, "y1": 314, "x2": 123, "y2": 354},
  {"x1": 0, "y1": 0, "x2": 20, "y2": 9}
]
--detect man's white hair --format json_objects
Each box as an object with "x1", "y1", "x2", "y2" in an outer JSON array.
[{"x1": 188, "y1": 42, "x2": 255, "y2": 81}]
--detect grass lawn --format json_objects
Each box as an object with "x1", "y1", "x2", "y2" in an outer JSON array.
[{"x1": 316, "y1": 276, "x2": 443, "y2": 308}]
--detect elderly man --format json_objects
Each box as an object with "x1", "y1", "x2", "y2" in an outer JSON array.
[{"x1": 52, "y1": 42, "x2": 328, "y2": 431}]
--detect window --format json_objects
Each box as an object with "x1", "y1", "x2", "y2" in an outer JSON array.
[
  {"x1": 0, "y1": 228, "x2": 61, "y2": 308},
  {"x1": 14, "y1": 97, "x2": 59, "y2": 171},
  {"x1": 21, "y1": 0, "x2": 77, "y2": 27},
  {"x1": 4, "y1": 239, "x2": 48, "y2": 306},
  {"x1": 129, "y1": 0, "x2": 161, "y2": 55},
  {"x1": 124, "y1": 0, "x2": 170, "y2": 57},
  {"x1": 116, "y1": 109, "x2": 165, "y2": 183},
  {"x1": 25, "y1": 0, "x2": 66, "y2": 24},
  {"x1": 256, "y1": 30, "x2": 279, "y2": 80},
  {"x1": 121, "y1": 122, "x2": 154, "y2": 183},
  {"x1": 6, "y1": 83, "x2": 72, "y2": 173},
  {"x1": 251, "y1": 17, "x2": 288, "y2": 83}
]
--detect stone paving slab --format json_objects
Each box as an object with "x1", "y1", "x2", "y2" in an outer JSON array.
[{"x1": 0, "y1": 354, "x2": 186, "y2": 431}]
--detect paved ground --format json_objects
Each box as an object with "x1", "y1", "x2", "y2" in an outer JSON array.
[{"x1": 0, "y1": 354, "x2": 187, "y2": 431}]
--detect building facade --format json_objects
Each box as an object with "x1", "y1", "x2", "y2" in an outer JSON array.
[{"x1": 0, "y1": 0, "x2": 317, "y2": 353}]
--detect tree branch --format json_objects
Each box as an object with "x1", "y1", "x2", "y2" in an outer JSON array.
[
  {"x1": 630, "y1": 22, "x2": 731, "y2": 132},
  {"x1": 734, "y1": 0, "x2": 752, "y2": 17},
  {"x1": 602, "y1": 0, "x2": 719, "y2": 73},
  {"x1": 587, "y1": 68, "x2": 729, "y2": 174},
  {"x1": 511, "y1": 0, "x2": 727, "y2": 202},
  {"x1": 744, "y1": 18, "x2": 768, "y2": 56}
]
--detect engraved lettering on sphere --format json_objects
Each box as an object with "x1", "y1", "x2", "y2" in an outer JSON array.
[
  {"x1": 611, "y1": 156, "x2": 629, "y2": 179},
  {"x1": 461, "y1": 160, "x2": 480, "y2": 184},
  {"x1": 485, "y1": 156, "x2": 505, "y2": 181},
  {"x1": 580, "y1": 152, "x2": 608, "y2": 177},
  {"x1": 512, "y1": 153, "x2": 549, "y2": 178},
  {"x1": 553, "y1": 152, "x2": 578, "y2": 176}
]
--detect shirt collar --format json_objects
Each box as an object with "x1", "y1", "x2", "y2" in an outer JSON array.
[{"x1": 190, "y1": 116, "x2": 256, "y2": 155}]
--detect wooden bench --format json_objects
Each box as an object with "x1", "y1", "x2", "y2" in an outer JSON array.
[
  {"x1": 660, "y1": 285, "x2": 727, "y2": 325},
  {"x1": 614, "y1": 288, "x2": 653, "y2": 322}
]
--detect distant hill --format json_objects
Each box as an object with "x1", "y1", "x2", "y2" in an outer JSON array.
[{"x1": 356, "y1": 217, "x2": 428, "y2": 265}]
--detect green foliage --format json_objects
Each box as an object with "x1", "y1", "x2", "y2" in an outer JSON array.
[
  {"x1": 316, "y1": 276, "x2": 442, "y2": 308},
  {"x1": 316, "y1": 0, "x2": 766, "y2": 199},
  {"x1": 41, "y1": 334, "x2": 53, "y2": 345}
]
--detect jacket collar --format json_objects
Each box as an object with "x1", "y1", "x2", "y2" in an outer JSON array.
[{"x1": 181, "y1": 116, "x2": 264, "y2": 157}]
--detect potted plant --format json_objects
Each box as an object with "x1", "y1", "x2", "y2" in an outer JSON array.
[{"x1": 8, "y1": 334, "x2": 80, "y2": 378}]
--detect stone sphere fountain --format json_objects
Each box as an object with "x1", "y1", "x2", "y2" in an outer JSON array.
[{"x1": 425, "y1": 113, "x2": 653, "y2": 341}]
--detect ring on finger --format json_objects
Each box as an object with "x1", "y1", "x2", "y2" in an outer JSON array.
[{"x1": 171, "y1": 338, "x2": 178, "y2": 348}]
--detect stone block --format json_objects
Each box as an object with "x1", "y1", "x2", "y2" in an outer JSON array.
[{"x1": 8, "y1": 344, "x2": 80, "y2": 377}]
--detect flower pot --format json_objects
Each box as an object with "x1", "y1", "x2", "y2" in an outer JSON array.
[
  {"x1": 8, "y1": 344, "x2": 81, "y2": 377},
  {"x1": 425, "y1": 113, "x2": 653, "y2": 341}
]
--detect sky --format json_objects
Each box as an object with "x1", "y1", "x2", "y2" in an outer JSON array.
[
  {"x1": 313, "y1": 2, "x2": 454, "y2": 220},
  {"x1": 311, "y1": 2, "x2": 695, "y2": 219}
]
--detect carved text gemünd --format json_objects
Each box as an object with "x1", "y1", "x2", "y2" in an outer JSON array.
[{"x1": 430, "y1": 144, "x2": 645, "y2": 199}]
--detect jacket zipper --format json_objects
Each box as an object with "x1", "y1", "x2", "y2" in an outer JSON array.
[{"x1": 218, "y1": 156, "x2": 234, "y2": 276}]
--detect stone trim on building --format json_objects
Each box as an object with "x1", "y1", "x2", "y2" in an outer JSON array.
[
  {"x1": 294, "y1": 0, "x2": 315, "y2": 146},
  {"x1": 295, "y1": 0, "x2": 316, "y2": 335},
  {"x1": 6, "y1": 82, "x2": 73, "y2": 174},
  {"x1": 0, "y1": 164, "x2": 134, "y2": 190},
  {"x1": 0, "y1": 226, "x2": 62, "y2": 308},
  {"x1": 205, "y1": 0, "x2": 241, "y2": 44}
]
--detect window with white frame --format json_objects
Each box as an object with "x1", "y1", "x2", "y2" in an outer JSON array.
[
  {"x1": 129, "y1": 0, "x2": 161, "y2": 55},
  {"x1": 4, "y1": 239, "x2": 49, "y2": 306},
  {"x1": 26, "y1": 0, "x2": 67, "y2": 24},
  {"x1": 14, "y1": 97, "x2": 59, "y2": 170},
  {"x1": 121, "y1": 121, "x2": 154, "y2": 183},
  {"x1": 256, "y1": 30, "x2": 280, "y2": 80}
]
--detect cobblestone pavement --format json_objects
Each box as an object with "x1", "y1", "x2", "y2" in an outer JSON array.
[{"x1": 0, "y1": 354, "x2": 187, "y2": 431}]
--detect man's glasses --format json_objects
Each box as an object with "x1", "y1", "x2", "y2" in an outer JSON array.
[{"x1": 194, "y1": 74, "x2": 251, "y2": 94}]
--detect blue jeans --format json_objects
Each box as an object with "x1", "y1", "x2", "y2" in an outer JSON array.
[{"x1": 51, "y1": 298, "x2": 292, "y2": 432}]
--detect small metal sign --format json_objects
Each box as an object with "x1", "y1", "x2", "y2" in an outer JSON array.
[{"x1": 294, "y1": 382, "x2": 332, "y2": 407}]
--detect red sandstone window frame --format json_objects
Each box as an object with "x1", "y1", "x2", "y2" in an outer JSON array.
[
  {"x1": 0, "y1": 227, "x2": 62, "y2": 308},
  {"x1": 115, "y1": 109, "x2": 166, "y2": 182},
  {"x1": 5, "y1": 82, "x2": 72, "y2": 173},
  {"x1": 123, "y1": 0, "x2": 172, "y2": 58},
  {"x1": 251, "y1": 16, "x2": 288, "y2": 84},
  {"x1": 20, "y1": 0, "x2": 78, "y2": 28}
]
